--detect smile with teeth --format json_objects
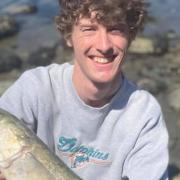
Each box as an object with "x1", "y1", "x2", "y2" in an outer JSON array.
[{"x1": 92, "y1": 56, "x2": 114, "y2": 64}]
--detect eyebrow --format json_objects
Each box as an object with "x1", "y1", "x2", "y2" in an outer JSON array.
[
  {"x1": 78, "y1": 23, "x2": 97, "y2": 30},
  {"x1": 78, "y1": 22, "x2": 96, "y2": 26}
]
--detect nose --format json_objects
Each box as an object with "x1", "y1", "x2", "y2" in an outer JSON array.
[{"x1": 95, "y1": 29, "x2": 113, "y2": 55}]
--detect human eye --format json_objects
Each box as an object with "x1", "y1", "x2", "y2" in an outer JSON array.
[
  {"x1": 80, "y1": 26, "x2": 96, "y2": 32},
  {"x1": 79, "y1": 25, "x2": 96, "y2": 36},
  {"x1": 109, "y1": 25, "x2": 128, "y2": 35}
]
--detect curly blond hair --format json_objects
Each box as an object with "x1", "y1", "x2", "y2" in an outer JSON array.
[{"x1": 55, "y1": 0, "x2": 147, "y2": 37}]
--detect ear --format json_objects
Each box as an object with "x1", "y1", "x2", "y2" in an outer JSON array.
[{"x1": 65, "y1": 35, "x2": 73, "y2": 47}]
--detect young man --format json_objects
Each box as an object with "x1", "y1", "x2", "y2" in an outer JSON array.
[{"x1": 0, "y1": 0, "x2": 169, "y2": 179}]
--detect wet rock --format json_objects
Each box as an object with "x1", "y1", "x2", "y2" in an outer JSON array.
[
  {"x1": 4, "y1": 4, "x2": 38, "y2": 15},
  {"x1": 137, "y1": 77, "x2": 167, "y2": 95},
  {"x1": 0, "y1": 15, "x2": 19, "y2": 39},
  {"x1": 166, "y1": 29, "x2": 177, "y2": 40},
  {"x1": 129, "y1": 37, "x2": 154, "y2": 54},
  {"x1": 129, "y1": 35, "x2": 169, "y2": 55},
  {"x1": 168, "y1": 44, "x2": 180, "y2": 65},
  {"x1": 27, "y1": 47, "x2": 56, "y2": 66},
  {"x1": 169, "y1": 164, "x2": 180, "y2": 180},
  {"x1": 0, "y1": 49, "x2": 22, "y2": 73},
  {"x1": 54, "y1": 44, "x2": 73, "y2": 64},
  {"x1": 154, "y1": 34, "x2": 169, "y2": 55},
  {"x1": 167, "y1": 84, "x2": 180, "y2": 112},
  {"x1": 173, "y1": 174, "x2": 180, "y2": 180}
]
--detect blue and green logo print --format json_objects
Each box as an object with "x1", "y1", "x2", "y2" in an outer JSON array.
[{"x1": 57, "y1": 136, "x2": 111, "y2": 169}]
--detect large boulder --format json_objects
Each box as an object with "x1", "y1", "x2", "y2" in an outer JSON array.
[
  {"x1": 0, "y1": 15, "x2": 19, "y2": 39},
  {"x1": 4, "y1": 4, "x2": 38, "y2": 15},
  {"x1": 129, "y1": 37, "x2": 154, "y2": 54},
  {"x1": 129, "y1": 35, "x2": 169, "y2": 55},
  {"x1": 167, "y1": 84, "x2": 180, "y2": 112},
  {"x1": 0, "y1": 49, "x2": 22, "y2": 73},
  {"x1": 137, "y1": 77, "x2": 167, "y2": 95},
  {"x1": 169, "y1": 164, "x2": 180, "y2": 180},
  {"x1": 173, "y1": 174, "x2": 180, "y2": 180},
  {"x1": 27, "y1": 47, "x2": 56, "y2": 66}
]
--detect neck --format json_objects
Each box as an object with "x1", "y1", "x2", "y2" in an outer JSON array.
[{"x1": 72, "y1": 66, "x2": 122, "y2": 107}]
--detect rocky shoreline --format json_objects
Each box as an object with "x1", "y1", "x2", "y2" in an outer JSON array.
[{"x1": 0, "y1": 3, "x2": 180, "y2": 180}]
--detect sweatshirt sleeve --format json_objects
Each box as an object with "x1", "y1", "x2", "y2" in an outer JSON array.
[
  {"x1": 123, "y1": 96, "x2": 169, "y2": 180},
  {"x1": 0, "y1": 71, "x2": 39, "y2": 131}
]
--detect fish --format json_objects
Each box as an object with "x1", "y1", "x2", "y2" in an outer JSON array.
[{"x1": 0, "y1": 109, "x2": 81, "y2": 180}]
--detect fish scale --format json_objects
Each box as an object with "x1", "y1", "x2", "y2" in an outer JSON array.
[{"x1": 0, "y1": 109, "x2": 81, "y2": 180}]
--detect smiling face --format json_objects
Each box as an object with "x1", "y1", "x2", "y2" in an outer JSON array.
[{"x1": 67, "y1": 13, "x2": 130, "y2": 91}]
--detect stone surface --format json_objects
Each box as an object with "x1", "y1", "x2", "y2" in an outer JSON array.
[
  {"x1": 173, "y1": 174, "x2": 180, "y2": 180},
  {"x1": 169, "y1": 164, "x2": 180, "y2": 180},
  {"x1": 167, "y1": 84, "x2": 180, "y2": 112},
  {"x1": 4, "y1": 4, "x2": 38, "y2": 15},
  {"x1": 129, "y1": 36, "x2": 169, "y2": 55},
  {"x1": 0, "y1": 15, "x2": 19, "y2": 39},
  {"x1": 129, "y1": 37, "x2": 155, "y2": 54},
  {"x1": 137, "y1": 77, "x2": 167, "y2": 95},
  {"x1": 27, "y1": 47, "x2": 56, "y2": 66},
  {"x1": 0, "y1": 49, "x2": 22, "y2": 73}
]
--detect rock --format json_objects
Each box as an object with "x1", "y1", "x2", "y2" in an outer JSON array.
[
  {"x1": 137, "y1": 77, "x2": 167, "y2": 95},
  {"x1": 27, "y1": 47, "x2": 56, "y2": 66},
  {"x1": 169, "y1": 164, "x2": 180, "y2": 180},
  {"x1": 153, "y1": 34, "x2": 169, "y2": 55},
  {"x1": 0, "y1": 49, "x2": 22, "y2": 73},
  {"x1": 173, "y1": 174, "x2": 180, "y2": 180},
  {"x1": 4, "y1": 4, "x2": 38, "y2": 15},
  {"x1": 169, "y1": 44, "x2": 180, "y2": 65},
  {"x1": 54, "y1": 44, "x2": 73, "y2": 64},
  {"x1": 129, "y1": 35, "x2": 169, "y2": 55},
  {"x1": 129, "y1": 37, "x2": 154, "y2": 54},
  {"x1": 167, "y1": 84, "x2": 180, "y2": 112},
  {"x1": 165, "y1": 29, "x2": 177, "y2": 40},
  {"x1": 0, "y1": 15, "x2": 19, "y2": 39}
]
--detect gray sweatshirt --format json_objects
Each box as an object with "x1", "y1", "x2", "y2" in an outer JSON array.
[{"x1": 0, "y1": 63, "x2": 169, "y2": 180}]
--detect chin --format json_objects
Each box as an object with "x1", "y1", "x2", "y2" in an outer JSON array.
[{"x1": 91, "y1": 76, "x2": 116, "y2": 86}]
